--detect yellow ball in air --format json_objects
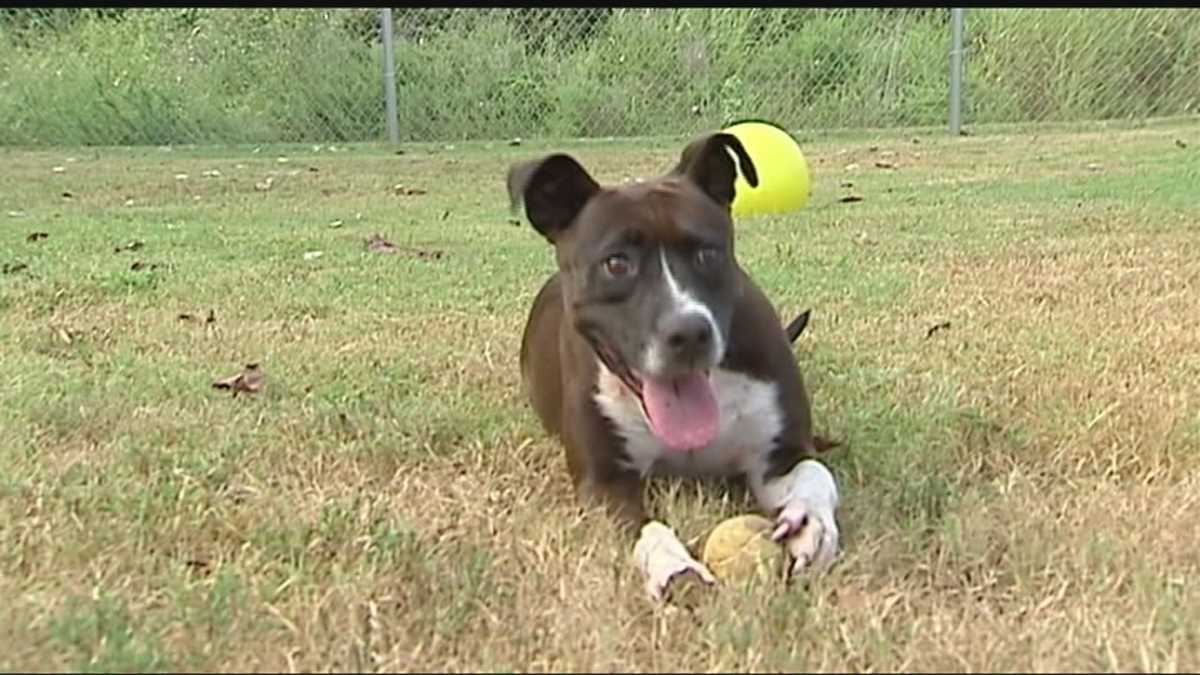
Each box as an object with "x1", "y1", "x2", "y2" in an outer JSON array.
[{"x1": 722, "y1": 119, "x2": 812, "y2": 218}]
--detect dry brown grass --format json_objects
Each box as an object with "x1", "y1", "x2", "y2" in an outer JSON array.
[{"x1": 2, "y1": 122, "x2": 1198, "y2": 672}]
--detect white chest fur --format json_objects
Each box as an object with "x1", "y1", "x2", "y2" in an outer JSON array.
[{"x1": 593, "y1": 360, "x2": 783, "y2": 479}]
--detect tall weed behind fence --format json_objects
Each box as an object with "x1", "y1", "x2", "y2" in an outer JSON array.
[{"x1": 1, "y1": 8, "x2": 1196, "y2": 146}]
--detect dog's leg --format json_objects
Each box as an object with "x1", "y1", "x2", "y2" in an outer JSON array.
[
  {"x1": 576, "y1": 469, "x2": 647, "y2": 533},
  {"x1": 749, "y1": 459, "x2": 840, "y2": 577},
  {"x1": 633, "y1": 520, "x2": 716, "y2": 602},
  {"x1": 581, "y1": 471, "x2": 715, "y2": 602}
]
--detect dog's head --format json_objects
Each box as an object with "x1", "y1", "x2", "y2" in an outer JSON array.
[{"x1": 508, "y1": 133, "x2": 758, "y2": 451}]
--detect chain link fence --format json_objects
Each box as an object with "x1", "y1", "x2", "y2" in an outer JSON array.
[
  {"x1": 964, "y1": 9, "x2": 1200, "y2": 126},
  {"x1": 1, "y1": 8, "x2": 1197, "y2": 147}
]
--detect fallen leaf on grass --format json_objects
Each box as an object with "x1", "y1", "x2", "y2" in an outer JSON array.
[
  {"x1": 222, "y1": 484, "x2": 261, "y2": 504},
  {"x1": 3, "y1": 262, "x2": 29, "y2": 274},
  {"x1": 184, "y1": 558, "x2": 211, "y2": 576},
  {"x1": 212, "y1": 363, "x2": 265, "y2": 396},
  {"x1": 177, "y1": 309, "x2": 215, "y2": 324},
  {"x1": 366, "y1": 233, "x2": 399, "y2": 254},
  {"x1": 838, "y1": 195, "x2": 864, "y2": 204},
  {"x1": 366, "y1": 234, "x2": 445, "y2": 260},
  {"x1": 392, "y1": 184, "x2": 427, "y2": 196},
  {"x1": 926, "y1": 321, "x2": 952, "y2": 339},
  {"x1": 114, "y1": 241, "x2": 144, "y2": 253},
  {"x1": 333, "y1": 411, "x2": 363, "y2": 441}
]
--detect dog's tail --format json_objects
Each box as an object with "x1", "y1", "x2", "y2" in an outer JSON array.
[{"x1": 785, "y1": 308, "x2": 811, "y2": 344}]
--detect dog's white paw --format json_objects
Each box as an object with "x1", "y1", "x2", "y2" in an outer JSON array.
[
  {"x1": 632, "y1": 521, "x2": 716, "y2": 602},
  {"x1": 771, "y1": 499, "x2": 839, "y2": 575},
  {"x1": 759, "y1": 459, "x2": 841, "y2": 577}
]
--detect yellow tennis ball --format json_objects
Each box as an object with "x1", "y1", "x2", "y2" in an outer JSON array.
[
  {"x1": 722, "y1": 119, "x2": 811, "y2": 218},
  {"x1": 700, "y1": 514, "x2": 785, "y2": 586}
]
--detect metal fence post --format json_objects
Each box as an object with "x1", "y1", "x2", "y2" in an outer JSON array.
[
  {"x1": 381, "y1": 8, "x2": 400, "y2": 144},
  {"x1": 948, "y1": 8, "x2": 966, "y2": 135}
]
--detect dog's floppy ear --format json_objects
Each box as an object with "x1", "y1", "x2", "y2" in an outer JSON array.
[
  {"x1": 672, "y1": 132, "x2": 759, "y2": 210},
  {"x1": 506, "y1": 154, "x2": 600, "y2": 242}
]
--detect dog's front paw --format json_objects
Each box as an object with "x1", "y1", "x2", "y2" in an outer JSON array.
[
  {"x1": 764, "y1": 460, "x2": 841, "y2": 577},
  {"x1": 633, "y1": 521, "x2": 716, "y2": 602},
  {"x1": 771, "y1": 499, "x2": 839, "y2": 576}
]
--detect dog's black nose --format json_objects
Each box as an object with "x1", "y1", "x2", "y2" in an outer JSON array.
[{"x1": 663, "y1": 313, "x2": 713, "y2": 361}]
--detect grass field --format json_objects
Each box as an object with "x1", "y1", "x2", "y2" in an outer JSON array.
[{"x1": 2, "y1": 120, "x2": 1199, "y2": 672}]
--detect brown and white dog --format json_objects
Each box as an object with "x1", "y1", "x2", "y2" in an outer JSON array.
[{"x1": 508, "y1": 132, "x2": 841, "y2": 601}]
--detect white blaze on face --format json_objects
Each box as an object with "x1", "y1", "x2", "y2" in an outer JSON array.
[{"x1": 642, "y1": 246, "x2": 724, "y2": 377}]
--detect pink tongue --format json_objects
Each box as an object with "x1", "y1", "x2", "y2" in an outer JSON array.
[{"x1": 641, "y1": 372, "x2": 719, "y2": 452}]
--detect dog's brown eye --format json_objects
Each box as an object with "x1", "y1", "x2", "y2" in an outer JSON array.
[
  {"x1": 695, "y1": 247, "x2": 721, "y2": 268},
  {"x1": 603, "y1": 254, "x2": 633, "y2": 278}
]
